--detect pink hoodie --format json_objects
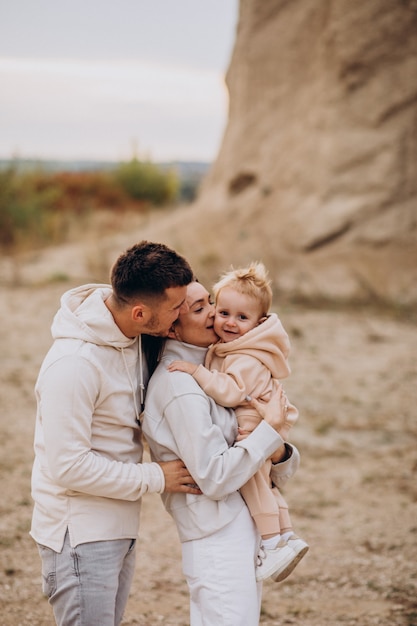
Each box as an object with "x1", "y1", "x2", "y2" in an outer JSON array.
[{"x1": 191, "y1": 313, "x2": 298, "y2": 433}]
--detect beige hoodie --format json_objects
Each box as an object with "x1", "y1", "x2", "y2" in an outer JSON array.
[{"x1": 30, "y1": 284, "x2": 164, "y2": 551}]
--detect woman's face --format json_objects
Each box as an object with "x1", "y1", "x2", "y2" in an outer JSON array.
[{"x1": 170, "y1": 282, "x2": 217, "y2": 347}]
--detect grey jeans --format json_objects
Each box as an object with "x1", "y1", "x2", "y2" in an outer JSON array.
[{"x1": 37, "y1": 531, "x2": 137, "y2": 626}]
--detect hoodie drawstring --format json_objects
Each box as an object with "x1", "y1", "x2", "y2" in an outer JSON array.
[
  {"x1": 121, "y1": 336, "x2": 143, "y2": 425},
  {"x1": 138, "y1": 334, "x2": 145, "y2": 410}
]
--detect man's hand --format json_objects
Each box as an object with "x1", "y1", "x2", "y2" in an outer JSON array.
[{"x1": 159, "y1": 459, "x2": 202, "y2": 494}]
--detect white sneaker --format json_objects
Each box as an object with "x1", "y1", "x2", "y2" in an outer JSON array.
[
  {"x1": 287, "y1": 535, "x2": 309, "y2": 559},
  {"x1": 256, "y1": 539, "x2": 297, "y2": 582},
  {"x1": 256, "y1": 536, "x2": 309, "y2": 583},
  {"x1": 275, "y1": 535, "x2": 309, "y2": 582}
]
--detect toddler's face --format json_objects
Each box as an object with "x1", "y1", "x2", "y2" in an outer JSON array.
[{"x1": 214, "y1": 287, "x2": 263, "y2": 343}]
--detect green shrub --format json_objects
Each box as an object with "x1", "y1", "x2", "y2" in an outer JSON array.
[
  {"x1": 0, "y1": 165, "x2": 61, "y2": 254},
  {"x1": 114, "y1": 158, "x2": 179, "y2": 205},
  {"x1": 0, "y1": 158, "x2": 179, "y2": 259}
]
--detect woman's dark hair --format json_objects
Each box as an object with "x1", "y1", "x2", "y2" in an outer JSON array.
[{"x1": 142, "y1": 335, "x2": 166, "y2": 378}]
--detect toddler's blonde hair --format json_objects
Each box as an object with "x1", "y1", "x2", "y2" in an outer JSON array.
[{"x1": 213, "y1": 261, "x2": 272, "y2": 317}]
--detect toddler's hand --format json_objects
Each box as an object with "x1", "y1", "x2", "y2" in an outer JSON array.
[
  {"x1": 235, "y1": 426, "x2": 251, "y2": 442},
  {"x1": 167, "y1": 360, "x2": 197, "y2": 375}
]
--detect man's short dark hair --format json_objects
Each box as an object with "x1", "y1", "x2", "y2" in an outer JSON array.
[{"x1": 110, "y1": 241, "x2": 193, "y2": 305}]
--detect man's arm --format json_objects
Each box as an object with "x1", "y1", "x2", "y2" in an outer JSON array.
[
  {"x1": 39, "y1": 356, "x2": 200, "y2": 499},
  {"x1": 158, "y1": 392, "x2": 282, "y2": 501}
]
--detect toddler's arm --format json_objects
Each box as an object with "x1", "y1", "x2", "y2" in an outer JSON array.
[
  {"x1": 169, "y1": 360, "x2": 250, "y2": 406},
  {"x1": 168, "y1": 360, "x2": 198, "y2": 375}
]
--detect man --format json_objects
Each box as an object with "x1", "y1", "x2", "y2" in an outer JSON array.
[{"x1": 30, "y1": 241, "x2": 198, "y2": 626}]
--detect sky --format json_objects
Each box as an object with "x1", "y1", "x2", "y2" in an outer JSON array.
[{"x1": 0, "y1": 0, "x2": 239, "y2": 163}]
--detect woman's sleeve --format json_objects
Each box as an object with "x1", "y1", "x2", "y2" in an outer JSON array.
[
  {"x1": 163, "y1": 390, "x2": 282, "y2": 500},
  {"x1": 270, "y1": 443, "x2": 300, "y2": 490}
]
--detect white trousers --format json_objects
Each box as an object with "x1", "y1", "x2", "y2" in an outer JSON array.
[{"x1": 181, "y1": 505, "x2": 263, "y2": 626}]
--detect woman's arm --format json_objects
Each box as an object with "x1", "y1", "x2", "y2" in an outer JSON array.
[{"x1": 158, "y1": 387, "x2": 283, "y2": 500}]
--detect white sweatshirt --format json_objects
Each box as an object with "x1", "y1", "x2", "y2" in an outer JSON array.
[
  {"x1": 142, "y1": 339, "x2": 300, "y2": 543},
  {"x1": 30, "y1": 284, "x2": 164, "y2": 551}
]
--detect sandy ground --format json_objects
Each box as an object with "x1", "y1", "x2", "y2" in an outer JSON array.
[{"x1": 0, "y1": 245, "x2": 416, "y2": 625}]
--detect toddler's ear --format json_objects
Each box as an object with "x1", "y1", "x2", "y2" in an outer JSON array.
[{"x1": 258, "y1": 316, "x2": 268, "y2": 325}]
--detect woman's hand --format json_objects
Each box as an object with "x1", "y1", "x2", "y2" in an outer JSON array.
[
  {"x1": 248, "y1": 382, "x2": 297, "y2": 438},
  {"x1": 246, "y1": 382, "x2": 289, "y2": 433},
  {"x1": 246, "y1": 382, "x2": 297, "y2": 462}
]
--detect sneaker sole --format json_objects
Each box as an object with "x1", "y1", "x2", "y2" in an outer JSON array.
[
  {"x1": 256, "y1": 546, "x2": 301, "y2": 582},
  {"x1": 272, "y1": 545, "x2": 309, "y2": 582}
]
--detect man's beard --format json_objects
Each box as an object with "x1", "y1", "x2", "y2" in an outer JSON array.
[{"x1": 142, "y1": 312, "x2": 169, "y2": 337}]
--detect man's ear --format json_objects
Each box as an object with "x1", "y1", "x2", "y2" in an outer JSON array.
[
  {"x1": 131, "y1": 303, "x2": 148, "y2": 323},
  {"x1": 167, "y1": 325, "x2": 177, "y2": 339}
]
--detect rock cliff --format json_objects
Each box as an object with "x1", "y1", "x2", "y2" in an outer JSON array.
[{"x1": 191, "y1": 0, "x2": 417, "y2": 305}]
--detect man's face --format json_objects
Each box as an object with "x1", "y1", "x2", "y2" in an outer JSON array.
[{"x1": 142, "y1": 286, "x2": 189, "y2": 336}]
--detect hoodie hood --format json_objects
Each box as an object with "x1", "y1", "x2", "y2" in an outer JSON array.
[
  {"x1": 209, "y1": 312, "x2": 291, "y2": 379},
  {"x1": 51, "y1": 284, "x2": 137, "y2": 349}
]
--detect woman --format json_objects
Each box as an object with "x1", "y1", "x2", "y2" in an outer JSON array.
[{"x1": 142, "y1": 281, "x2": 301, "y2": 625}]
